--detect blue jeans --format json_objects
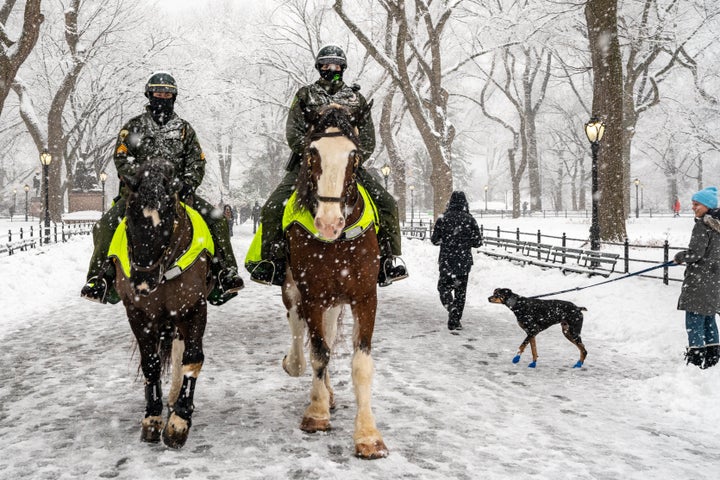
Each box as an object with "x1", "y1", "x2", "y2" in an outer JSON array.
[{"x1": 685, "y1": 312, "x2": 719, "y2": 347}]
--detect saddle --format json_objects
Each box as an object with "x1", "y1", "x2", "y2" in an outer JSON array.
[
  {"x1": 108, "y1": 202, "x2": 215, "y2": 280},
  {"x1": 244, "y1": 183, "x2": 379, "y2": 267}
]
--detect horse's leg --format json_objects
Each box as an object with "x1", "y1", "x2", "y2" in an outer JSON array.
[
  {"x1": 300, "y1": 304, "x2": 333, "y2": 433},
  {"x1": 128, "y1": 312, "x2": 165, "y2": 443},
  {"x1": 350, "y1": 296, "x2": 388, "y2": 459},
  {"x1": 167, "y1": 337, "x2": 185, "y2": 407},
  {"x1": 322, "y1": 305, "x2": 342, "y2": 411},
  {"x1": 281, "y1": 274, "x2": 306, "y2": 377},
  {"x1": 162, "y1": 303, "x2": 207, "y2": 449}
]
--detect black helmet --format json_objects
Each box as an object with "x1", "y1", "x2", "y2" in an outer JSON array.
[
  {"x1": 144, "y1": 71, "x2": 177, "y2": 98},
  {"x1": 315, "y1": 45, "x2": 347, "y2": 70}
]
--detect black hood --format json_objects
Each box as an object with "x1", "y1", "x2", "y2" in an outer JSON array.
[{"x1": 447, "y1": 191, "x2": 469, "y2": 213}]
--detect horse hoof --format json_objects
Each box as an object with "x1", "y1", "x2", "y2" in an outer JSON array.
[
  {"x1": 162, "y1": 413, "x2": 190, "y2": 449},
  {"x1": 282, "y1": 355, "x2": 306, "y2": 377},
  {"x1": 355, "y1": 440, "x2": 389, "y2": 459},
  {"x1": 300, "y1": 416, "x2": 331, "y2": 433},
  {"x1": 140, "y1": 416, "x2": 164, "y2": 443}
]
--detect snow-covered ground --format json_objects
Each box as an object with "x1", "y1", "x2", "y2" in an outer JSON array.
[{"x1": 1, "y1": 214, "x2": 719, "y2": 479}]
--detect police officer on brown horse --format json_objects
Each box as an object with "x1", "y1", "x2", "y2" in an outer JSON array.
[
  {"x1": 248, "y1": 44, "x2": 408, "y2": 287},
  {"x1": 81, "y1": 71, "x2": 244, "y2": 305}
]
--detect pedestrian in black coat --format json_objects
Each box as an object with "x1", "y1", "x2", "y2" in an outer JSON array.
[{"x1": 431, "y1": 191, "x2": 482, "y2": 331}]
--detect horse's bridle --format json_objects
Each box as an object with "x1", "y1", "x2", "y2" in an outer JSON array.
[
  {"x1": 127, "y1": 206, "x2": 184, "y2": 282},
  {"x1": 307, "y1": 130, "x2": 360, "y2": 209}
]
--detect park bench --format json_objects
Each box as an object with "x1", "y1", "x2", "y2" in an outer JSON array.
[
  {"x1": 479, "y1": 238, "x2": 619, "y2": 277},
  {"x1": 2, "y1": 238, "x2": 38, "y2": 255},
  {"x1": 401, "y1": 226, "x2": 428, "y2": 240}
]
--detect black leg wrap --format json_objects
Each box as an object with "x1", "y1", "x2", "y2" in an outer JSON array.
[
  {"x1": 141, "y1": 353, "x2": 162, "y2": 383},
  {"x1": 144, "y1": 381, "x2": 163, "y2": 418},
  {"x1": 172, "y1": 376, "x2": 196, "y2": 424}
]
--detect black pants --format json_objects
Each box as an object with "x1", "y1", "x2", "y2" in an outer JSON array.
[{"x1": 438, "y1": 268, "x2": 469, "y2": 325}]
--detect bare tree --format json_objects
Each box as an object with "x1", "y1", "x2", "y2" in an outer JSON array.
[
  {"x1": 586, "y1": 0, "x2": 627, "y2": 242},
  {"x1": 334, "y1": 0, "x2": 456, "y2": 218},
  {"x1": 619, "y1": 0, "x2": 720, "y2": 216},
  {"x1": 0, "y1": 0, "x2": 44, "y2": 116}
]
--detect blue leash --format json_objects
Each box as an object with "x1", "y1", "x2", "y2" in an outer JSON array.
[{"x1": 529, "y1": 261, "x2": 677, "y2": 299}]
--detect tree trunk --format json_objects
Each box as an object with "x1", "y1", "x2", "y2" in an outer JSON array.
[
  {"x1": 0, "y1": 0, "x2": 44, "y2": 116},
  {"x1": 585, "y1": 0, "x2": 627, "y2": 242},
  {"x1": 378, "y1": 85, "x2": 407, "y2": 220}
]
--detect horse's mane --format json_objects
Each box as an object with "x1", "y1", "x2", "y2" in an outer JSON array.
[
  {"x1": 295, "y1": 105, "x2": 360, "y2": 212},
  {"x1": 133, "y1": 159, "x2": 175, "y2": 211}
]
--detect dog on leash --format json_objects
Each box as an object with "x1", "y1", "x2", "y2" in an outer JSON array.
[{"x1": 488, "y1": 288, "x2": 588, "y2": 368}]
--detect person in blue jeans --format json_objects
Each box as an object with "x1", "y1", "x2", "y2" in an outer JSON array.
[{"x1": 674, "y1": 186, "x2": 720, "y2": 369}]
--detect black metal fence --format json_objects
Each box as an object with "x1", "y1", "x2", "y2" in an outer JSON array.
[
  {"x1": 401, "y1": 221, "x2": 684, "y2": 285},
  {"x1": 3, "y1": 222, "x2": 95, "y2": 255}
]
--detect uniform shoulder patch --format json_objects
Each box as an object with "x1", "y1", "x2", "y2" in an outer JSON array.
[
  {"x1": 200, "y1": 151, "x2": 205, "y2": 161},
  {"x1": 116, "y1": 144, "x2": 128, "y2": 155},
  {"x1": 119, "y1": 129, "x2": 129, "y2": 140}
]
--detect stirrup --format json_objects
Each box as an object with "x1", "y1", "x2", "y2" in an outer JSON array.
[
  {"x1": 249, "y1": 260, "x2": 285, "y2": 286},
  {"x1": 218, "y1": 267, "x2": 245, "y2": 295},
  {"x1": 81, "y1": 276, "x2": 110, "y2": 304},
  {"x1": 378, "y1": 256, "x2": 408, "y2": 287}
]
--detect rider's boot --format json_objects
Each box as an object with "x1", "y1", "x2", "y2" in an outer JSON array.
[
  {"x1": 81, "y1": 215, "x2": 120, "y2": 304},
  {"x1": 81, "y1": 262, "x2": 120, "y2": 304},
  {"x1": 377, "y1": 239, "x2": 408, "y2": 287},
  {"x1": 207, "y1": 218, "x2": 244, "y2": 305},
  {"x1": 248, "y1": 257, "x2": 286, "y2": 286},
  {"x1": 248, "y1": 220, "x2": 286, "y2": 286}
]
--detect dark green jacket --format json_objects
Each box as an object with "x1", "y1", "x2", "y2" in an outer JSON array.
[
  {"x1": 114, "y1": 107, "x2": 205, "y2": 195},
  {"x1": 286, "y1": 78, "x2": 375, "y2": 168}
]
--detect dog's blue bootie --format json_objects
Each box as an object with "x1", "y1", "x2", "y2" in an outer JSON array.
[
  {"x1": 527, "y1": 361, "x2": 537, "y2": 368},
  {"x1": 573, "y1": 360, "x2": 583, "y2": 368},
  {"x1": 512, "y1": 355, "x2": 521, "y2": 364}
]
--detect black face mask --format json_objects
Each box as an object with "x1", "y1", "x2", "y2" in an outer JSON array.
[
  {"x1": 148, "y1": 96, "x2": 175, "y2": 125},
  {"x1": 319, "y1": 69, "x2": 343, "y2": 83}
]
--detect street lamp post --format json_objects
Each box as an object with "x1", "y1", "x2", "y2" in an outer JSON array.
[
  {"x1": 640, "y1": 183, "x2": 644, "y2": 209},
  {"x1": 584, "y1": 117, "x2": 605, "y2": 252},
  {"x1": 409, "y1": 185, "x2": 415, "y2": 227},
  {"x1": 484, "y1": 185, "x2": 488, "y2": 212},
  {"x1": 381, "y1": 163, "x2": 391, "y2": 190},
  {"x1": 24, "y1": 185, "x2": 29, "y2": 221},
  {"x1": 100, "y1": 171, "x2": 108, "y2": 212},
  {"x1": 40, "y1": 149, "x2": 52, "y2": 245},
  {"x1": 634, "y1": 178, "x2": 640, "y2": 218}
]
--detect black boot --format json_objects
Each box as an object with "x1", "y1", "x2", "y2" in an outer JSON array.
[
  {"x1": 248, "y1": 259, "x2": 286, "y2": 286},
  {"x1": 81, "y1": 264, "x2": 120, "y2": 304},
  {"x1": 703, "y1": 344, "x2": 720, "y2": 369},
  {"x1": 218, "y1": 266, "x2": 244, "y2": 294},
  {"x1": 685, "y1": 346, "x2": 705, "y2": 368},
  {"x1": 378, "y1": 256, "x2": 408, "y2": 287}
]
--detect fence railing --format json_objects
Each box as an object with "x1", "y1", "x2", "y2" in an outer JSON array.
[
  {"x1": 3, "y1": 222, "x2": 95, "y2": 255},
  {"x1": 479, "y1": 225, "x2": 682, "y2": 284},
  {"x1": 400, "y1": 220, "x2": 683, "y2": 285}
]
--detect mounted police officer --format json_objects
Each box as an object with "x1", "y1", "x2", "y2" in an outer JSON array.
[
  {"x1": 81, "y1": 71, "x2": 244, "y2": 304},
  {"x1": 248, "y1": 44, "x2": 408, "y2": 287}
]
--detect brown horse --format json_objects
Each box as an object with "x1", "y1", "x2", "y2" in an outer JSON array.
[
  {"x1": 281, "y1": 104, "x2": 388, "y2": 459},
  {"x1": 112, "y1": 159, "x2": 213, "y2": 448}
]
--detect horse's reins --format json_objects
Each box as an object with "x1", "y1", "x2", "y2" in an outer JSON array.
[
  {"x1": 528, "y1": 261, "x2": 677, "y2": 299},
  {"x1": 128, "y1": 209, "x2": 185, "y2": 281}
]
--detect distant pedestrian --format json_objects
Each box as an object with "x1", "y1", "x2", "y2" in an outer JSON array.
[
  {"x1": 223, "y1": 204, "x2": 234, "y2": 236},
  {"x1": 431, "y1": 191, "x2": 482, "y2": 331},
  {"x1": 522, "y1": 201, "x2": 528, "y2": 216},
  {"x1": 673, "y1": 186, "x2": 720, "y2": 369},
  {"x1": 251, "y1": 201, "x2": 261, "y2": 234},
  {"x1": 673, "y1": 198, "x2": 681, "y2": 217}
]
